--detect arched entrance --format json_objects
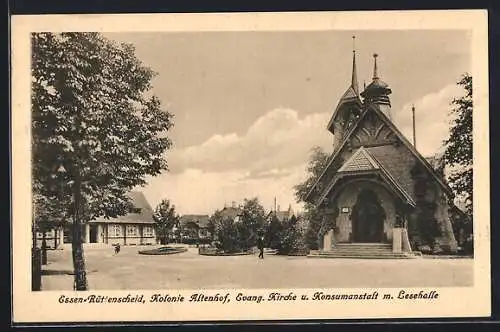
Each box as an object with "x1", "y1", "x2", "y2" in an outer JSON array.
[{"x1": 350, "y1": 189, "x2": 386, "y2": 242}]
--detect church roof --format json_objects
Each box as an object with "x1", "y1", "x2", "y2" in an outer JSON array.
[
  {"x1": 306, "y1": 105, "x2": 454, "y2": 203},
  {"x1": 316, "y1": 146, "x2": 416, "y2": 207},
  {"x1": 362, "y1": 78, "x2": 390, "y2": 94},
  {"x1": 327, "y1": 87, "x2": 362, "y2": 133},
  {"x1": 326, "y1": 44, "x2": 362, "y2": 134}
]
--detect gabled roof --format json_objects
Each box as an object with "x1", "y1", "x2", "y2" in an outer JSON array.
[
  {"x1": 220, "y1": 206, "x2": 243, "y2": 220},
  {"x1": 306, "y1": 105, "x2": 454, "y2": 203},
  {"x1": 179, "y1": 214, "x2": 210, "y2": 228},
  {"x1": 316, "y1": 147, "x2": 416, "y2": 207},
  {"x1": 326, "y1": 86, "x2": 362, "y2": 134},
  {"x1": 90, "y1": 191, "x2": 155, "y2": 224}
]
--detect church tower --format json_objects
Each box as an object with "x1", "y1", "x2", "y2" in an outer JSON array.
[
  {"x1": 360, "y1": 53, "x2": 392, "y2": 120},
  {"x1": 326, "y1": 36, "x2": 362, "y2": 151}
]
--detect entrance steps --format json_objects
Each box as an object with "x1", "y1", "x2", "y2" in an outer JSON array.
[{"x1": 308, "y1": 243, "x2": 418, "y2": 259}]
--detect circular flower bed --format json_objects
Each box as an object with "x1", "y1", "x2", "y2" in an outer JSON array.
[
  {"x1": 198, "y1": 246, "x2": 252, "y2": 256},
  {"x1": 138, "y1": 246, "x2": 188, "y2": 255}
]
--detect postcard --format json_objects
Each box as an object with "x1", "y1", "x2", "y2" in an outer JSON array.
[{"x1": 11, "y1": 10, "x2": 490, "y2": 323}]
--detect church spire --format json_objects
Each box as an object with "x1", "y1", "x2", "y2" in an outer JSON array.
[
  {"x1": 360, "y1": 52, "x2": 393, "y2": 119},
  {"x1": 372, "y1": 53, "x2": 379, "y2": 80},
  {"x1": 351, "y1": 36, "x2": 360, "y2": 96}
]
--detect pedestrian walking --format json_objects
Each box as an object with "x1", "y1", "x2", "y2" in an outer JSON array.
[
  {"x1": 113, "y1": 243, "x2": 121, "y2": 255},
  {"x1": 257, "y1": 236, "x2": 264, "y2": 260}
]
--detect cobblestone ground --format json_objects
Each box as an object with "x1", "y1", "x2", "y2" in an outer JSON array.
[{"x1": 41, "y1": 245, "x2": 474, "y2": 290}]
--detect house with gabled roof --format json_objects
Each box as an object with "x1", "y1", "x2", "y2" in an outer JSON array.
[
  {"x1": 60, "y1": 191, "x2": 157, "y2": 246},
  {"x1": 179, "y1": 214, "x2": 211, "y2": 240},
  {"x1": 305, "y1": 47, "x2": 459, "y2": 255}
]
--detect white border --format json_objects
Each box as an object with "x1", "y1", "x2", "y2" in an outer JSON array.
[{"x1": 11, "y1": 10, "x2": 490, "y2": 323}]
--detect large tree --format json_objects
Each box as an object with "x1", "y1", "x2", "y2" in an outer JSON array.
[
  {"x1": 293, "y1": 146, "x2": 330, "y2": 249},
  {"x1": 32, "y1": 33, "x2": 173, "y2": 290},
  {"x1": 443, "y1": 73, "x2": 473, "y2": 217},
  {"x1": 153, "y1": 199, "x2": 179, "y2": 244}
]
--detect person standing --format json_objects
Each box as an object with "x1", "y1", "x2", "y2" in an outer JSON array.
[{"x1": 257, "y1": 236, "x2": 264, "y2": 259}]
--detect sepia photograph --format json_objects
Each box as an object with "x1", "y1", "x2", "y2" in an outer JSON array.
[{"x1": 11, "y1": 10, "x2": 490, "y2": 323}]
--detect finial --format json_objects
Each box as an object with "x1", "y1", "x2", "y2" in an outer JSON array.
[
  {"x1": 373, "y1": 53, "x2": 379, "y2": 80},
  {"x1": 351, "y1": 36, "x2": 359, "y2": 96}
]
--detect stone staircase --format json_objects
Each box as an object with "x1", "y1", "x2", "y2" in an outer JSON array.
[{"x1": 308, "y1": 243, "x2": 418, "y2": 259}]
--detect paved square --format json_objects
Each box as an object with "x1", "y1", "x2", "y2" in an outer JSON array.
[{"x1": 41, "y1": 245, "x2": 474, "y2": 290}]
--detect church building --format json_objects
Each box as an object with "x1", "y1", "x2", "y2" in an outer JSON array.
[{"x1": 305, "y1": 43, "x2": 458, "y2": 256}]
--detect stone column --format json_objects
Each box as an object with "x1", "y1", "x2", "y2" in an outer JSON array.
[
  {"x1": 401, "y1": 228, "x2": 412, "y2": 252},
  {"x1": 84, "y1": 223, "x2": 90, "y2": 243},
  {"x1": 392, "y1": 227, "x2": 402, "y2": 253},
  {"x1": 323, "y1": 230, "x2": 333, "y2": 251}
]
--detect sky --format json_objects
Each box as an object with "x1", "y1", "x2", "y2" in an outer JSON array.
[{"x1": 104, "y1": 30, "x2": 471, "y2": 215}]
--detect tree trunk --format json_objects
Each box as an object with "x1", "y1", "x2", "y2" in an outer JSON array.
[{"x1": 72, "y1": 172, "x2": 88, "y2": 291}]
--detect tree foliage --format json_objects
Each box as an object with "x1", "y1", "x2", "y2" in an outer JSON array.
[
  {"x1": 31, "y1": 32, "x2": 174, "y2": 289},
  {"x1": 153, "y1": 199, "x2": 179, "y2": 244},
  {"x1": 240, "y1": 197, "x2": 266, "y2": 249},
  {"x1": 209, "y1": 210, "x2": 242, "y2": 253},
  {"x1": 265, "y1": 214, "x2": 284, "y2": 249},
  {"x1": 293, "y1": 146, "x2": 330, "y2": 203},
  {"x1": 443, "y1": 73, "x2": 473, "y2": 216},
  {"x1": 277, "y1": 215, "x2": 305, "y2": 255},
  {"x1": 293, "y1": 146, "x2": 330, "y2": 250}
]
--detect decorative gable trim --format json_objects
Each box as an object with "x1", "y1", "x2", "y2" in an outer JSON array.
[
  {"x1": 306, "y1": 105, "x2": 454, "y2": 203},
  {"x1": 315, "y1": 147, "x2": 416, "y2": 208},
  {"x1": 338, "y1": 146, "x2": 379, "y2": 173}
]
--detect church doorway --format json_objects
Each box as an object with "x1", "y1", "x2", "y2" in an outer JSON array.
[{"x1": 350, "y1": 189, "x2": 386, "y2": 242}]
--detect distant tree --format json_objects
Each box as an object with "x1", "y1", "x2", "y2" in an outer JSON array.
[
  {"x1": 265, "y1": 214, "x2": 283, "y2": 249},
  {"x1": 32, "y1": 32, "x2": 173, "y2": 290},
  {"x1": 182, "y1": 221, "x2": 200, "y2": 242},
  {"x1": 32, "y1": 185, "x2": 68, "y2": 263},
  {"x1": 209, "y1": 210, "x2": 241, "y2": 253},
  {"x1": 240, "y1": 197, "x2": 267, "y2": 249},
  {"x1": 443, "y1": 73, "x2": 473, "y2": 217},
  {"x1": 153, "y1": 199, "x2": 179, "y2": 244},
  {"x1": 303, "y1": 207, "x2": 323, "y2": 250},
  {"x1": 278, "y1": 215, "x2": 304, "y2": 255}
]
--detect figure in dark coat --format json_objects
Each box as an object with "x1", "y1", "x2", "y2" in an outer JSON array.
[{"x1": 257, "y1": 236, "x2": 264, "y2": 259}]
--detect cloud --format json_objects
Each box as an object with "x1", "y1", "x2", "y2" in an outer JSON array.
[
  {"x1": 140, "y1": 165, "x2": 308, "y2": 215},
  {"x1": 141, "y1": 108, "x2": 334, "y2": 214},
  {"x1": 393, "y1": 84, "x2": 463, "y2": 157},
  {"x1": 141, "y1": 84, "x2": 464, "y2": 215},
  {"x1": 167, "y1": 108, "x2": 332, "y2": 174}
]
